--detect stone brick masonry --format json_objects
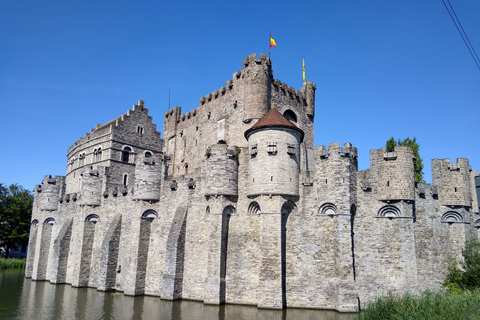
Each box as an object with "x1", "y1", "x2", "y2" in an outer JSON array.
[{"x1": 26, "y1": 53, "x2": 480, "y2": 312}]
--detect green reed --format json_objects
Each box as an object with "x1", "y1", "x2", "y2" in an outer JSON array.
[
  {"x1": 358, "y1": 290, "x2": 480, "y2": 320},
  {"x1": 0, "y1": 258, "x2": 26, "y2": 269}
]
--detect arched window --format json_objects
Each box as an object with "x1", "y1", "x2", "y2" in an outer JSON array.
[
  {"x1": 223, "y1": 206, "x2": 235, "y2": 215},
  {"x1": 248, "y1": 202, "x2": 261, "y2": 215},
  {"x1": 96, "y1": 147, "x2": 102, "y2": 162},
  {"x1": 283, "y1": 110, "x2": 298, "y2": 124},
  {"x1": 319, "y1": 202, "x2": 337, "y2": 215},
  {"x1": 441, "y1": 211, "x2": 463, "y2": 223},
  {"x1": 142, "y1": 210, "x2": 157, "y2": 222},
  {"x1": 79, "y1": 153, "x2": 85, "y2": 166},
  {"x1": 31, "y1": 219, "x2": 39, "y2": 226},
  {"x1": 378, "y1": 205, "x2": 401, "y2": 218},
  {"x1": 122, "y1": 147, "x2": 132, "y2": 163},
  {"x1": 85, "y1": 214, "x2": 99, "y2": 224},
  {"x1": 145, "y1": 151, "x2": 152, "y2": 158},
  {"x1": 474, "y1": 219, "x2": 480, "y2": 229},
  {"x1": 44, "y1": 217, "x2": 55, "y2": 225}
]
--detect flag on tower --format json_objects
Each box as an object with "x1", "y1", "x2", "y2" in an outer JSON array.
[
  {"x1": 270, "y1": 36, "x2": 276, "y2": 48},
  {"x1": 303, "y1": 57, "x2": 305, "y2": 81}
]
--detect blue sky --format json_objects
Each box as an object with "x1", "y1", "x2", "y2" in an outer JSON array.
[{"x1": 1, "y1": 0, "x2": 479, "y2": 190}]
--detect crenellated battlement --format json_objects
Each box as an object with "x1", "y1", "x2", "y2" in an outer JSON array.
[
  {"x1": 316, "y1": 142, "x2": 358, "y2": 160},
  {"x1": 242, "y1": 53, "x2": 271, "y2": 69},
  {"x1": 432, "y1": 158, "x2": 471, "y2": 172},
  {"x1": 68, "y1": 99, "x2": 155, "y2": 155},
  {"x1": 33, "y1": 175, "x2": 66, "y2": 211},
  {"x1": 415, "y1": 182, "x2": 439, "y2": 199}
]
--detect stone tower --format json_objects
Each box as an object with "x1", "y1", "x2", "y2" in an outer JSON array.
[
  {"x1": 79, "y1": 169, "x2": 102, "y2": 206},
  {"x1": 245, "y1": 108, "x2": 304, "y2": 197},
  {"x1": 242, "y1": 53, "x2": 272, "y2": 122},
  {"x1": 205, "y1": 144, "x2": 238, "y2": 197},
  {"x1": 133, "y1": 153, "x2": 162, "y2": 201},
  {"x1": 315, "y1": 142, "x2": 358, "y2": 214},
  {"x1": 244, "y1": 107, "x2": 304, "y2": 309},
  {"x1": 432, "y1": 158, "x2": 473, "y2": 207},
  {"x1": 34, "y1": 175, "x2": 65, "y2": 211}
]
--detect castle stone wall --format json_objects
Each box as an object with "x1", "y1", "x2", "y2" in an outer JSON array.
[{"x1": 26, "y1": 54, "x2": 480, "y2": 313}]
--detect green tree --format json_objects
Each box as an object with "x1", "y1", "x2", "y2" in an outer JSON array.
[
  {"x1": 0, "y1": 183, "x2": 33, "y2": 258},
  {"x1": 444, "y1": 241, "x2": 480, "y2": 291},
  {"x1": 386, "y1": 137, "x2": 425, "y2": 183}
]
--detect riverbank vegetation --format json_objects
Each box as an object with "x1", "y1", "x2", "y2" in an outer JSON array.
[
  {"x1": 359, "y1": 240, "x2": 480, "y2": 319},
  {"x1": 0, "y1": 258, "x2": 26, "y2": 269},
  {"x1": 0, "y1": 183, "x2": 33, "y2": 258},
  {"x1": 358, "y1": 290, "x2": 480, "y2": 320}
]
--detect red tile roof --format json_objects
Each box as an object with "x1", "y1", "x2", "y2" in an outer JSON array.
[{"x1": 244, "y1": 108, "x2": 304, "y2": 142}]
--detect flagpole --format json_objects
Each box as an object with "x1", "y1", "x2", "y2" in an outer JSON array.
[{"x1": 269, "y1": 31, "x2": 271, "y2": 59}]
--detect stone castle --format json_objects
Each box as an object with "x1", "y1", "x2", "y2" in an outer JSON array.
[{"x1": 26, "y1": 53, "x2": 480, "y2": 312}]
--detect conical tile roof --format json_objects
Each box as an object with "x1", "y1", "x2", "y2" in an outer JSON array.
[{"x1": 244, "y1": 108, "x2": 304, "y2": 142}]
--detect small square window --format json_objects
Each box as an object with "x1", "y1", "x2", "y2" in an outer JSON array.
[
  {"x1": 267, "y1": 142, "x2": 277, "y2": 154},
  {"x1": 137, "y1": 126, "x2": 144, "y2": 134},
  {"x1": 287, "y1": 143, "x2": 296, "y2": 155},
  {"x1": 250, "y1": 143, "x2": 258, "y2": 155}
]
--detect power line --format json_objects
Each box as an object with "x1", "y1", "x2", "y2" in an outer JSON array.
[
  {"x1": 446, "y1": 0, "x2": 480, "y2": 64},
  {"x1": 442, "y1": 0, "x2": 480, "y2": 71}
]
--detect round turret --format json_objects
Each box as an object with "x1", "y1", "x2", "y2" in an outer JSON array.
[
  {"x1": 35, "y1": 175, "x2": 65, "y2": 211},
  {"x1": 372, "y1": 146, "x2": 415, "y2": 200},
  {"x1": 80, "y1": 169, "x2": 102, "y2": 206},
  {"x1": 245, "y1": 108, "x2": 303, "y2": 197},
  {"x1": 242, "y1": 53, "x2": 272, "y2": 122},
  {"x1": 134, "y1": 154, "x2": 162, "y2": 201},
  {"x1": 205, "y1": 144, "x2": 238, "y2": 196}
]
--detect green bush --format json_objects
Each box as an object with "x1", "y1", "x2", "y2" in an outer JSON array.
[
  {"x1": 0, "y1": 258, "x2": 26, "y2": 269},
  {"x1": 444, "y1": 241, "x2": 480, "y2": 292}
]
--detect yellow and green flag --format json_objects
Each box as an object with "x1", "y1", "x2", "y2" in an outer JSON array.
[{"x1": 303, "y1": 58, "x2": 305, "y2": 80}]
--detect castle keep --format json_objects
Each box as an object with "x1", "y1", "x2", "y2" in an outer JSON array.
[{"x1": 26, "y1": 53, "x2": 480, "y2": 312}]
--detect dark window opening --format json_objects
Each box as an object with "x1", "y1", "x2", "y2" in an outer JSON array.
[
  {"x1": 283, "y1": 110, "x2": 298, "y2": 124},
  {"x1": 122, "y1": 147, "x2": 132, "y2": 162}
]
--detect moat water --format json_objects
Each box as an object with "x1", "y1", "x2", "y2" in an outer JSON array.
[{"x1": 0, "y1": 269, "x2": 356, "y2": 320}]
